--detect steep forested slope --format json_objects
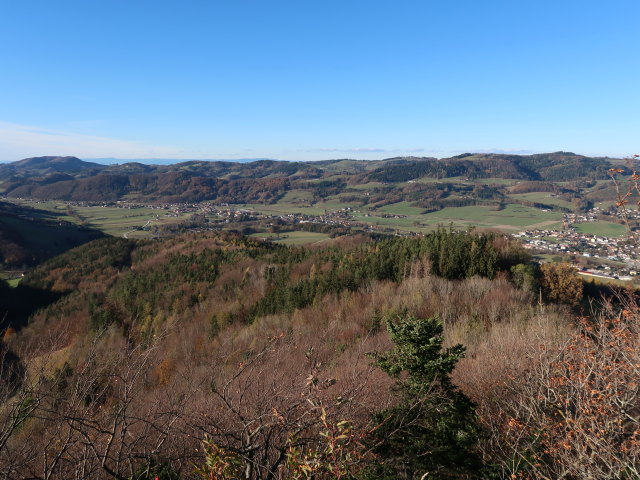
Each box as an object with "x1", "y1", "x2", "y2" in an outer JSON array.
[
  {"x1": 364, "y1": 152, "x2": 619, "y2": 183},
  {"x1": 0, "y1": 230, "x2": 637, "y2": 479}
]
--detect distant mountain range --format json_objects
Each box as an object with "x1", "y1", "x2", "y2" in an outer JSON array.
[
  {"x1": 0, "y1": 152, "x2": 626, "y2": 204},
  {"x1": 84, "y1": 157, "x2": 276, "y2": 165},
  {"x1": 0, "y1": 155, "x2": 106, "y2": 175}
]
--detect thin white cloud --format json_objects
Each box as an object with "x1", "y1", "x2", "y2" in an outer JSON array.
[
  {"x1": 0, "y1": 121, "x2": 188, "y2": 161},
  {"x1": 302, "y1": 147, "x2": 443, "y2": 154},
  {"x1": 0, "y1": 121, "x2": 543, "y2": 163},
  {"x1": 465, "y1": 148, "x2": 537, "y2": 155}
]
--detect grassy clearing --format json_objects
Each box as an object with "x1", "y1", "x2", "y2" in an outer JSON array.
[
  {"x1": 413, "y1": 176, "x2": 517, "y2": 186},
  {"x1": 349, "y1": 182, "x2": 385, "y2": 190},
  {"x1": 71, "y1": 206, "x2": 187, "y2": 237},
  {"x1": 7, "y1": 278, "x2": 21, "y2": 287},
  {"x1": 413, "y1": 177, "x2": 457, "y2": 184},
  {"x1": 420, "y1": 204, "x2": 562, "y2": 228},
  {"x1": 595, "y1": 201, "x2": 617, "y2": 209},
  {"x1": 352, "y1": 213, "x2": 418, "y2": 229},
  {"x1": 471, "y1": 177, "x2": 518, "y2": 185},
  {"x1": 353, "y1": 203, "x2": 563, "y2": 233},
  {"x1": 509, "y1": 192, "x2": 573, "y2": 208},
  {"x1": 278, "y1": 189, "x2": 315, "y2": 203},
  {"x1": 574, "y1": 221, "x2": 627, "y2": 237},
  {"x1": 250, "y1": 231, "x2": 330, "y2": 245},
  {"x1": 379, "y1": 201, "x2": 424, "y2": 215}
]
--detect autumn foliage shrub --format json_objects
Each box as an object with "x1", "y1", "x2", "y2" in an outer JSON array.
[{"x1": 494, "y1": 293, "x2": 640, "y2": 479}]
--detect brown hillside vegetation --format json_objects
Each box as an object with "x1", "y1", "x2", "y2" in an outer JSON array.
[{"x1": 0, "y1": 231, "x2": 637, "y2": 479}]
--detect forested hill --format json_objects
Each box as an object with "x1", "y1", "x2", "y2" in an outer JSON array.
[
  {"x1": 0, "y1": 152, "x2": 623, "y2": 203},
  {"x1": 1, "y1": 229, "x2": 636, "y2": 479},
  {"x1": 7, "y1": 229, "x2": 519, "y2": 332},
  {"x1": 362, "y1": 152, "x2": 619, "y2": 183},
  {"x1": 0, "y1": 156, "x2": 106, "y2": 178}
]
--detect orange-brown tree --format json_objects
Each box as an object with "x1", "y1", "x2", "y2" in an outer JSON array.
[
  {"x1": 500, "y1": 293, "x2": 640, "y2": 479},
  {"x1": 539, "y1": 262, "x2": 583, "y2": 306}
]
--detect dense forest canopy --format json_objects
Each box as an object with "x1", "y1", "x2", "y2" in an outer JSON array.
[{"x1": 0, "y1": 227, "x2": 637, "y2": 479}]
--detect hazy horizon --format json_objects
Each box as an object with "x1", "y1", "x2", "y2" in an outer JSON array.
[{"x1": 0, "y1": 148, "x2": 624, "y2": 166}]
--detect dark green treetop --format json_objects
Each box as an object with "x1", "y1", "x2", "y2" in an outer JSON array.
[{"x1": 365, "y1": 314, "x2": 483, "y2": 480}]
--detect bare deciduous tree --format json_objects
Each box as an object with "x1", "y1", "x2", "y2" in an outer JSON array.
[
  {"x1": 498, "y1": 293, "x2": 640, "y2": 479},
  {"x1": 608, "y1": 154, "x2": 640, "y2": 240}
]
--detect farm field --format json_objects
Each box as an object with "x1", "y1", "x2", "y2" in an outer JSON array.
[
  {"x1": 467, "y1": 177, "x2": 519, "y2": 185},
  {"x1": 6, "y1": 199, "x2": 78, "y2": 223},
  {"x1": 509, "y1": 192, "x2": 573, "y2": 208},
  {"x1": 595, "y1": 201, "x2": 617, "y2": 209},
  {"x1": 249, "y1": 231, "x2": 330, "y2": 245},
  {"x1": 349, "y1": 182, "x2": 385, "y2": 190},
  {"x1": 242, "y1": 199, "x2": 357, "y2": 216},
  {"x1": 352, "y1": 203, "x2": 563, "y2": 233},
  {"x1": 241, "y1": 203, "x2": 329, "y2": 216},
  {"x1": 277, "y1": 189, "x2": 315, "y2": 203},
  {"x1": 413, "y1": 176, "x2": 517, "y2": 186},
  {"x1": 5, "y1": 199, "x2": 192, "y2": 237},
  {"x1": 418, "y1": 204, "x2": 563, "y2": 230},
  {"x1": 352, "y1": 213, "x2": 421, "y2": 230},
  {"x1": 379, "y1": 201, "x2": 425, "y2": 215},
  {"x1": 574, "y1": 221, "x2": 627, "y2": 237},
  {"x1": 9, "y1": 195, "x2": 620, "y2": 241},
  {"x1": 72, "y1": 206, "x2": 177, "y2": 237}
]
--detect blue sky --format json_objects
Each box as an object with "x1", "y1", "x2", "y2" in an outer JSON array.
[{"x1": 0, "y1": 1, "x2": 638, "y2": 161}]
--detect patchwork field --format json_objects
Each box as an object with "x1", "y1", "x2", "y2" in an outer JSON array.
[
  {"x1": 7, "y1": 199, "x2": 192, "y2": 238},
  {"x1": 6, "y1": 193, "x2": 621, "y2": 242},
  {"x1": 353, "y1": 204, "x2": 563, "y2": 233}
]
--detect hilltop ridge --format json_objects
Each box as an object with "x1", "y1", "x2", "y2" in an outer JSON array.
[{"x1": 0, "y1": 152, "x2": 625, "y2": 203}]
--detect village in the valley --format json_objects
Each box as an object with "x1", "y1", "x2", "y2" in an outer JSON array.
[{"x1": 9, "y1": 196, "x2": 640, "y2": 286}]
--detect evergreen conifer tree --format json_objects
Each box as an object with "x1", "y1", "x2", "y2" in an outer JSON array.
[{"x1": 365, "y1": 314, "x2": 483, "y2": 479}]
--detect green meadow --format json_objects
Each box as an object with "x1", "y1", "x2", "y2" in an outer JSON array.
[
  {"x1": 379, "y1": 201, "x2": 425, "y2": 215},
  {"x1": 353, "y1": 204, "x2": 563, "y2": 233},
  {"x1": 509, "y1": 192, "x2": 573, "y2": 208},
  {"x1": 574, "y1": 221, "x2": 627, "y2": 237}
]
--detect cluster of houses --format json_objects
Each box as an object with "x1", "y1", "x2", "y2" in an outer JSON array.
[
  {"x1": 514, "y1": 228, "x2": 638, "y2": 281},
  {"x1": 562, "y1": 209, "x2": 601, "y2": 227}
]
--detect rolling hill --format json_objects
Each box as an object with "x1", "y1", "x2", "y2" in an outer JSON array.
[{"x1": 0, "y1": 152, "x2": 625, "y2": 204}]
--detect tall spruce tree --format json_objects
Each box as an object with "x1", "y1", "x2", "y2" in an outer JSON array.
[{"x1": 365, "y1": 314, "x2": 483, "y2": 480}]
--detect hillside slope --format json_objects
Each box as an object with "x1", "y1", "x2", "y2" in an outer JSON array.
[
  {"x1": 0, "y1": 200, "x2": 104, "y2": 267},
  {"x1": 0, "y1": 229, "x2": 635, "y2": 479},
  {"x1": 0, "y1": 152, "x2": 623, "y2": 203}
]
